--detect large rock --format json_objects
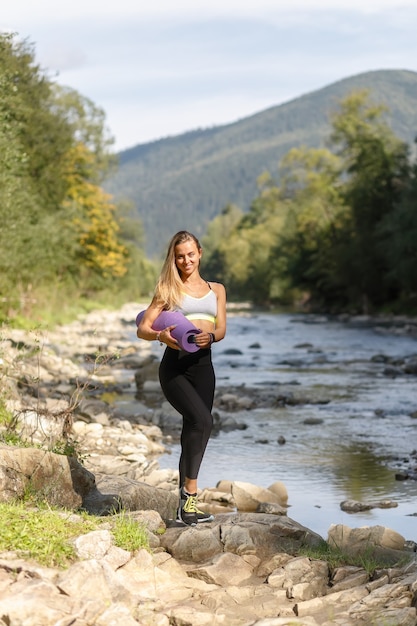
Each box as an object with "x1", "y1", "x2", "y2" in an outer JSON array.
[
  {"x1": 328, "y1": 524, "x2": 405, "y2": 550},
  {"x1": 187, "y1": 552, "x2": 255, "y2": 586},
  {"x1": 328, "y1": 523, "x2": 407, "y2": 563},
  {"x1": 218, "y1": 513, "x2": 323, "y2": 558},
  {"x1": 160, "y1": 513, "x2": 323, "y2": 563},
  {"x1": 0, "y1": 445, "x2": 92, "y2": 509},
  {"x1": 231, "y1": 480, "x2": 288, "y2": 511},
  {"x1": 160, "y1": 523, "x2": 224, "y2": 562},
  {"x1": 94, "y1": 473, "x2": 178, "y2": 519},
  {"x1": 0, "y1": 445, "x2": 177, "y2": 519}
]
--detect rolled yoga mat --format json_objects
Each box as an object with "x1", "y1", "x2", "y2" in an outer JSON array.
[{"x1": 136, "y1": 309, "x2": 202, "y2": 353}]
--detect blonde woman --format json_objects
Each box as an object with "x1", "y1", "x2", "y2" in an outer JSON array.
[{"x1": 137, "y1": 231, "x2": 226, "y2": 525}]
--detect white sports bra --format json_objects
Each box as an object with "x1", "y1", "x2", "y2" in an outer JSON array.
[{"x1": 176, "y1": 287, "x2": 217, "y2": 324}]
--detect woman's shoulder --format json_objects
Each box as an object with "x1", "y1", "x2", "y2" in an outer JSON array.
[{"x1": 208, "y1": 281, "x2": 226, "y2": 297}]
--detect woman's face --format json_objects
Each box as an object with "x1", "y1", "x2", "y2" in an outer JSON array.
[{"x1": 174, "y1": 239, "x2": 201, "y2": 278}]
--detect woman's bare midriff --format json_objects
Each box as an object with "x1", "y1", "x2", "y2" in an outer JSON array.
[{"x1": 192, "y1": 320, "x2": 215, "y2": 333}]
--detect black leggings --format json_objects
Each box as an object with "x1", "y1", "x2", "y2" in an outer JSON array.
[{"x1": 159, "y1": 347, "x2": 215, "y2": 488}]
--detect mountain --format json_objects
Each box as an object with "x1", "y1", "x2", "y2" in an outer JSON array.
[{"x1": 106, "y1": 69, "x2": 417, "y2": 257}]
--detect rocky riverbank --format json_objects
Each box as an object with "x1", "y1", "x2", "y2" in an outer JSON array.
[{"x1": 0, "y1": 303, "x2": 417, "y2": 626}]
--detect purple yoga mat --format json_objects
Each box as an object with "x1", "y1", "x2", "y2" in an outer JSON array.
[{"x1": 136, "y1": 309, "x2": 201, "y2": 352}]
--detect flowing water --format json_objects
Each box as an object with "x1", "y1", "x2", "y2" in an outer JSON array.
[{"x1": 154, "y1": 312, "x2": 417, "y2": 541}]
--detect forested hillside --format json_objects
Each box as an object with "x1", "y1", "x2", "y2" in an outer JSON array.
[{"x1": 106, "y1": 69, "x2": 417, "y2": 256}]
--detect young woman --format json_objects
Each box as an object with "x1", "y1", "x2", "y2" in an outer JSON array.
[{"x1": 137, "y1": 231, "x2": 226, "y2": 526}]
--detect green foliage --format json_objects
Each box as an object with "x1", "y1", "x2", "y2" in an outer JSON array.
[
  {"x1": 328, "y1": 91, "x2": 411, "y2": 309},
  {"x1": 0, "y1": 429, "x2": 27, "y2": 447},
  {"x1": 51, "y1": 84, "x2": 116, "y2": 182},
  {"x1": 299, "y1": 540, "x2": 406, "y2": 575},
  {"x1": 0, "y1": 400, "x2": 23, "y2": 445},
  {"x1": 0, "y1": 35, "x2": 73, "y2": 212},
  {"x1": 0, "y1": 33, "x2": 152, "y2": 323},
  {"x1": 112, "y1": 510, "x2": 150, "y2": 552},
  {"x1": 0, "y1": 502, "x2": 99, "y2": 567},
  {"x1": 51, "y1": 437, "x2": 85, "y2": 461},
  {"x1": 378, "y1": 155, "x2": 417, "y2": 307},
  {"x1": 0, "y1": 346, "x2": 23, "y2": 445},
  {"x1": 0, "y1": 501, "x2": 151, "y2": 569},
  {"x1": 270, "y1": 147, "x2": 348, "y2": 306},
  {"x1": 62, "y1": 142, "x2": 129, "y2": 281},
  {"x1": 203, "y1": 89, "x2": 417, "y2": 312},
  {"x1": 0, "y1": 36, "x2": 52, "y2": 298},
  {"x1": 300, "y1": 541, "x2": 410, "y2": 576},
  {"x1": 0, "y1": 399, "x2": 13, "y2": 427},
  {"x1": 203, "y1": 195, "x2": 289, "y2": 304}
]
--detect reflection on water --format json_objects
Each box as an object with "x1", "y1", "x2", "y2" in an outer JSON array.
[
  {"x1": 157, "y1": 313, "x2": 417, "y2": 541},
  {"x1": 332, "y1": 443, "x2": 396, "y2": 500}
]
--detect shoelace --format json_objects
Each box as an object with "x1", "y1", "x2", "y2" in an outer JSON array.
[
  {"x1": 182, "y1": 493, "x2": 208, "y2": 515},
  {"x1": 183, "y1": 495, "x2": 198, "y2": 513}
]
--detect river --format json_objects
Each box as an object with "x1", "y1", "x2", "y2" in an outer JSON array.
[{"x1": 156, "y1": 311, "x2": 417, "y2": 542}]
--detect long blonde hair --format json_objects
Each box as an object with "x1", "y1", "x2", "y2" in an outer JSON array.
[{"x1": 154, "y1": 231, "x2": 201, "y2": 310}]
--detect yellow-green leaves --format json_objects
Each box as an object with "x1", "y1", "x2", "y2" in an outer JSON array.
[{"x1": 63, "y1": 143, "x2": 128, "y2": 280}]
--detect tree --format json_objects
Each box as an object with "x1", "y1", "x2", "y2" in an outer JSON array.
[
  {"x1": 378, "y1": 152, "x2": 417, "y2": 303},
  {"x1": 270, "y1": 146, "x2": 349, "y2": 308},
  {"x1": 62, "y1": 143, "x2": 128, "y2": 282},
  {"x1": 203, "y1": 182, "x2": 289, "y2": 303},
  {"x1": 330, "y1": 91, "x2": 410, "y2": 309},
  {"x1": 51, "y1": 85, "x2": 116, "y2": 182},
  {"x1": 201, "y1": 204, "x2": 243, "y2": 286},
  {"x1": 0, "y1": 35, "x2": 74, "y2": 212},
  {"x1": 270, "y1": 92, "x2": 412, "y2": 311},
  {"x1": 201, "y1": 90, "x2": 413, "y2": 311},
  {"x1": 236, "y1": 178, "x2": 289, "y2": 304},
  {"x1": 0, "y1": 34, "x2": 63, "y2": 309},
  {"x1": 0, "y1": 33, "x2": 142, "y2": 318}
]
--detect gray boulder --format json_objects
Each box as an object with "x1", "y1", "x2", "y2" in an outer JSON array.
[{"x1": 160, "y1": 512, "x2": 324, "y2": 563}]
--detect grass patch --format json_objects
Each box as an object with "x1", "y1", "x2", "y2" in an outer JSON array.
[
  {"x1": 299, "y1": 540, "x2": 405, "y2": 575},
  {"x1": 0, "y1": 502, "x2": 100, "y2": 568},
  {"x1": 112, "y1": 510, "x2": 150, "y2": 552},
  {"x1": 1, "y1": 284, "x2": 145, "y2": 329},
  {"x1": 0, "y1": 401, "x2": 9, "y2": 421},
  {"x1": 0, "y1": 400, "x2": 27, "y2": 447},
  {"x1": 0, "y1": 503, "x2": 151, "y2": 569},
  {"x1": 0, "y1": 399, "x2": 13, "y2": 428}
]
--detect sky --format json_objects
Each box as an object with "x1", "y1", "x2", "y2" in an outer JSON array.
[{"x1": 2, "y1": 1, "x2": 417, "y2": 152}]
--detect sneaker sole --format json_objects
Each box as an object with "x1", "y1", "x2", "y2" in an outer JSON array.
[
  {"x1": 176, "y1": 510, "x2": 197, "y2": 526},
  {"x1": 197, "y1": 514, "x2": 214, "y2": 523}
]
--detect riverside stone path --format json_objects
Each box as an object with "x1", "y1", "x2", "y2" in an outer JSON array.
[{"x1": 0, "y1": 302, "x2": 416, "y2": 625}]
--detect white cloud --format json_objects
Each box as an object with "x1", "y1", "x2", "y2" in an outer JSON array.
[
  {"x1": 2, "y1": 0, "x2": 417, "y2": 151},
  {"x1": 3, "y1": 0, "x2": 417, "y2": 24}
]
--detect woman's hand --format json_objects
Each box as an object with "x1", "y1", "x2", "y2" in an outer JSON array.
[
  {"x1": 193, "y1": 330, "x2": 214, "y2": 348},
  {"x1": 158, "y1": 324, "x2": 179, "y2": 350}
]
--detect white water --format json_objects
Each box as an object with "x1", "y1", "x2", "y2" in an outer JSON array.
[{"x1": 158, "y1": 312, "x2": 417, "y2": 541}]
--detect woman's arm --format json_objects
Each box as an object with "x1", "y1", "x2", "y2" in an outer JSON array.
[
  {"x1": 190, "y1": 282, "x2": 226, "y2": 349},
  {"x1": 136, "y1": 299, "x2": 179, "y2": 349},
  {"x1": 211, "y1": 282, "x2": 227, "y2": 343}
]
